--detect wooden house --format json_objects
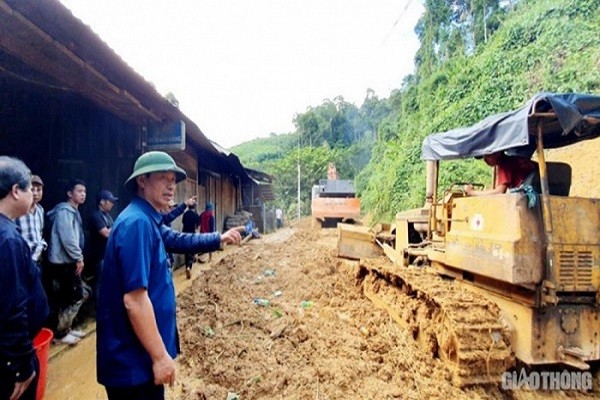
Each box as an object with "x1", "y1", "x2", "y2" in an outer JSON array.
[{"x1": 0, "y1": 0, "x2": 273, "y2": 247}]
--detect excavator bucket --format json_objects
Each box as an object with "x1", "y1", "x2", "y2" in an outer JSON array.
[{"x1": 337, "y1": 223, "x2": 383, "y2": 260}]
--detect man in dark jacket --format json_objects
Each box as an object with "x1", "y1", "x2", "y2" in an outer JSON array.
[
  {"x1": 0, "y1": 156, "x2": 49, "y2": 400},
  {"x1": 89, "y1": 189, "x2": 119, "y2": 277},
  {"x1": 181, "y1": 202, "x2": 199, "y2": 279},
  {"x1": 161, "y1": 195, "x2": 197, "y2": 271}
]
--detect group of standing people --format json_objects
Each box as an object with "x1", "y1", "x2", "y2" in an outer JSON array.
[
  {"x1": 181, "y1": 201, "x2": 216, "y2": 277},
  {"x1": 8, "y1": 173, "x2": 121, "y2": 350},
  {"x1": 1, "y1": 150, "x2": 244, "y2": 400},
  {"x1": 19, "y1": 176, "x2": 119, "y2": 347},
  {"x1": 9, "y1": 173, "x2": 96, "y2": 347},
  {"x1": 162, "y1": 196, "x2": 217, "y2": 278}
]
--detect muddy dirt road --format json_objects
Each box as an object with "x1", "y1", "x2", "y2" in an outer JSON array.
[
  {"x1": 46, "y1": 222, "x2": 597, "y2": 400},
  {"x1": 172, "y1": 223, "x2": 472, "y2": 399},
  {"x1": 45, "y1": 139, "x2": 600, "y2": 399},
  {"x1": 170, "y1": 222, "x2": 598, "y2": 399}
]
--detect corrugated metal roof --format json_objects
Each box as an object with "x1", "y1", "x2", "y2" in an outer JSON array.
[{"x1": 245, "y1": 167, "x2": 274, "y2": 184}]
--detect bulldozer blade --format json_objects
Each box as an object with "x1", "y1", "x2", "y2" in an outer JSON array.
[
  {"x1": 376, "y1": 239, "x2": 401, "y2": 264},
  {"x1": 337, "y1": 223, "x2": 383, "y2": 260}
]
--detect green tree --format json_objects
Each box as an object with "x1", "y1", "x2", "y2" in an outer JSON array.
[{"x1": 360, "y1": 0, "x2": 600, "y2": 221}]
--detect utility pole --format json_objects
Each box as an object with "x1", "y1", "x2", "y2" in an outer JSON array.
[
  {"x1": 483, "y1": 8, "x2": 488, "y2": 43},
  {"x1": 297, "y1": 160, "x2": 301, "y2": 220},
  {"x1": 297, "y1": 133, "x2": 301, "y2": 220}
]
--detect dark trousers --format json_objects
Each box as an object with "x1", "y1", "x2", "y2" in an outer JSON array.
[
  {"x1": 0, "y1": 355, "x2": 39, "y2": 400},
  {"x1": 105, "y1": 382, "x2": 164, "y2": 400},
  {"x1": 48, "y1": 263, "x2": 83, "y2": 308},
  {"x1": 184, "y1": 252, "x2": 194, "y2": 268},
  {"x1": 46, "y1": 262, "x2": 89, "y2": 336},
  {"x1": 183, "y1": 229, "x2": 196, "y2": 269}
]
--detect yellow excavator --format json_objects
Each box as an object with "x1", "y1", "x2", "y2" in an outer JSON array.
[{"x1": 339, "y1": 93, "x2": 600, "y2": 386}]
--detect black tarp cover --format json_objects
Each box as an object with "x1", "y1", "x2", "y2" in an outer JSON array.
[{"x1": 421, "y1": 93, "x2": 600, "y2": 160}]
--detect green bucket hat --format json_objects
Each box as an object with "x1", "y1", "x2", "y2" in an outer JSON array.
[{"x1": 125, "y1": 151, "x2": 187, "y2": 191}]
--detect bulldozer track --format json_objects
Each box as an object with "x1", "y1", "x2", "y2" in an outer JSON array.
[{"x1": 358, "y1": 258, "x2": 515, "y2": 387}]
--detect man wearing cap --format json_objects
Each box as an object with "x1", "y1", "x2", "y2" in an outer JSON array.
[
  {"x1": 88, "y1": 190, "x2": 118, "y2": 289},
  {"x1": 96, "y1": 151, "x2": 242, "y2": 400},
  {"x1": 15, "y1": 175, "x2": 47, "y2": 266}
]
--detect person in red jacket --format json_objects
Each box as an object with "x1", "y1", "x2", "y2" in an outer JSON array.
[{"x1": 466, "y1": 152, "x2": 535, "y2": 196}]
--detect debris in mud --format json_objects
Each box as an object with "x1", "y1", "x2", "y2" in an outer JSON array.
[
  {"x1": 226, "y1": 391, "x2": 240, "y2": 400},
  {"x1": 202, "y1": 326, "x2": 215, "y2": 337},
  {"x1": 300, "y1": 300, "x2": 314, "y2": 309},
  {"x1": 252, "y1": 298, "x2": 270, "y2": 307}
]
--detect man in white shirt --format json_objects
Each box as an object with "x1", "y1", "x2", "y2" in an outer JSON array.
[{"x1": 275, "y1": 207, "x2": 283, "y2": 229}]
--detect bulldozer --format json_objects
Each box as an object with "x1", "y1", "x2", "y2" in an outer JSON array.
[{"x1": 338, "y1": 93, "x2": 600, "y2": 386}]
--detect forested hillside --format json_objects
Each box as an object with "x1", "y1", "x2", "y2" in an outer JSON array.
[
  {"x1": 233, "y1": 93, "x2": 392, "y2": 216},
  {"x1": 233, "y1": 0, "x2": 600, "y2": 221}
]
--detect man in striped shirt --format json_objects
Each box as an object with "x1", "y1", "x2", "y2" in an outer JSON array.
[{"x1": 15, "y1": 175, "x2": 47, "y2": 266}]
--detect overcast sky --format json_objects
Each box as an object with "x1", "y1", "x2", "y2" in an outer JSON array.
[{"x1": 59, "y1": 0, "x2": 424, "y2": 149}]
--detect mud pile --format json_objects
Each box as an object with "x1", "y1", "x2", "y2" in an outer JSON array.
[
  {"x1": 546, "y1": 139, "x2": 600, "y2": 199},
  {"x1": 168, "y1": 219, "x2": 596, "y2": 399}
]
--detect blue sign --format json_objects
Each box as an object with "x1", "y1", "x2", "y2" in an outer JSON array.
[{"x1": 147, "y1": 120, "x2": 186, "y2": 151}]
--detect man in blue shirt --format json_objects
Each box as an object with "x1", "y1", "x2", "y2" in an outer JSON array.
[
  {"x1": 96, "y1": 151, "x2": 242, "y2": 400},
  {"x1": 0, "y1": 156, "x2": 49, "y2": 400}
]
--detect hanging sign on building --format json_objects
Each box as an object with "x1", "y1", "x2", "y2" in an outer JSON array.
[{"x1": 147, "y1": 120, "x2": 186, "y2": 151}]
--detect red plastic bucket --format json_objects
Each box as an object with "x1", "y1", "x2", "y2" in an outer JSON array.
[{"x1": 33, "y1": 328, "x2": 53, "y2": 400}]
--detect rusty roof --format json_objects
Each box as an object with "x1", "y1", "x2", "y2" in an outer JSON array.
[{"x1": 0, "y1": 0, "x2": 218, "y2": 154}]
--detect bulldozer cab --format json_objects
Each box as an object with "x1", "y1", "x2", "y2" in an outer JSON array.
[
  {"x1": 418, "y1": 93, "x2": 600, "y2": 302},
  {"x1": 426, "y1": 160, "x2": 572, "y2": 241}
]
